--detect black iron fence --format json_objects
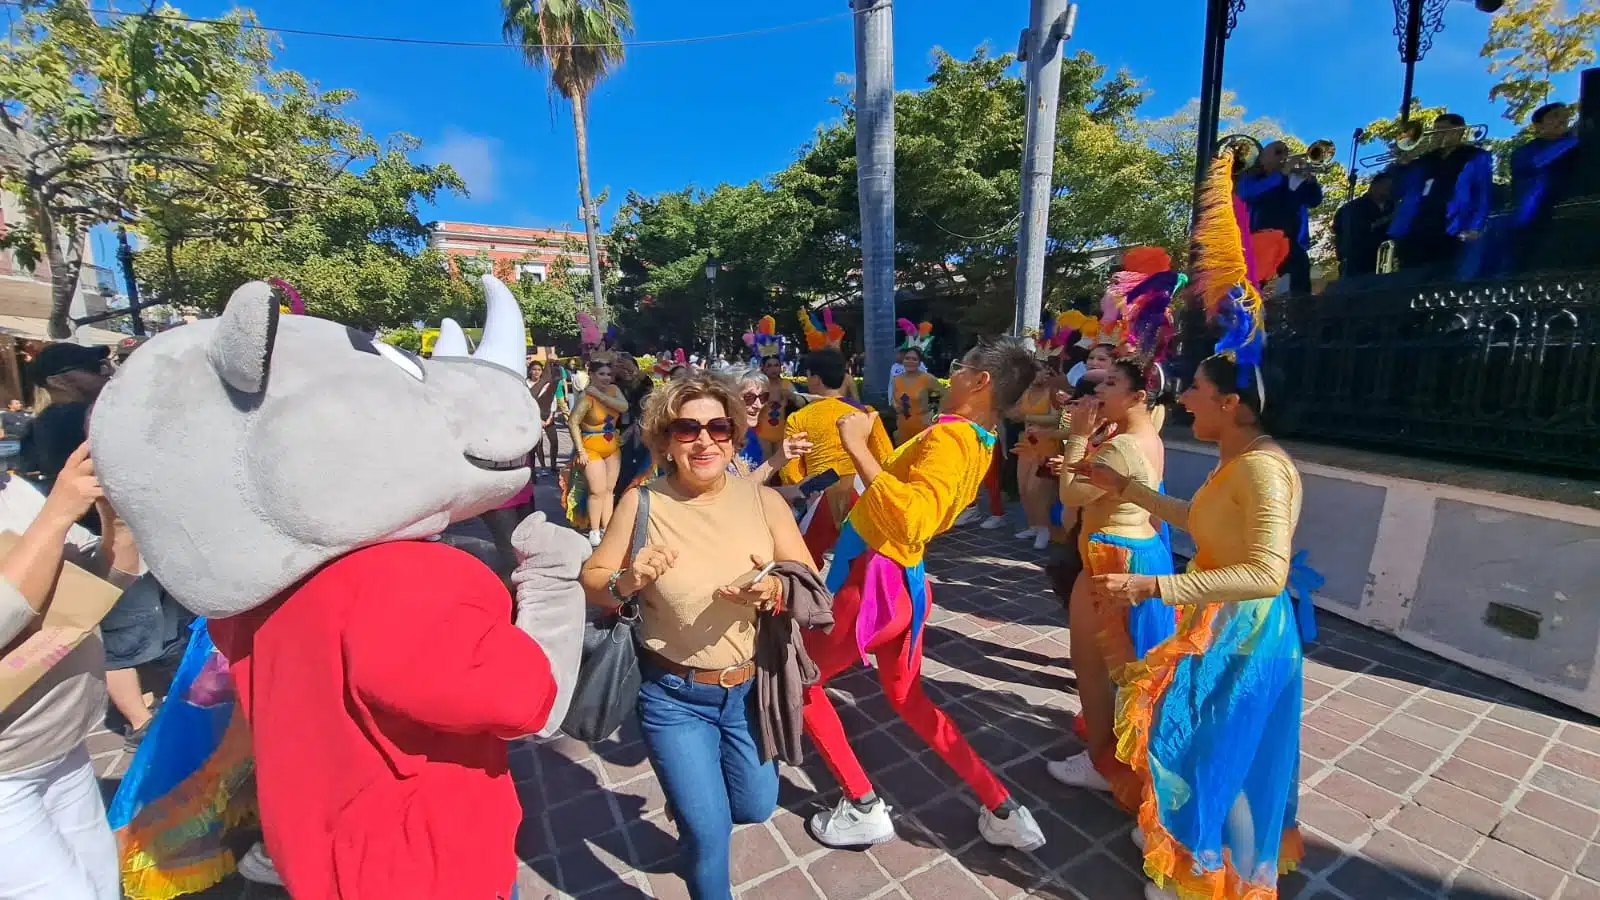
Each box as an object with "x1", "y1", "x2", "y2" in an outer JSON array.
[{"x1": 1263, "y1": 271, "x2": 1600, "y2": 474}]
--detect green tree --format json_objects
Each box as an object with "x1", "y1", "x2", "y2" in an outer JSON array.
[
  {"x1": 501, "y1": 0, "x2": 633, "y2": 323},
  {"x1": 0, "y1": 2, "x2": 345, "y2": 337},
  {"x1": 1481, "y1": 0, "x2": 1600, "y2": 125},
  {"x1": 141, "y1": 138, "x2": 470, "y2": 330}
]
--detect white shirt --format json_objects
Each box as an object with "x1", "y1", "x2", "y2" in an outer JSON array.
[{"x1": 888, "y1": 362, "x2": 906, "y2": 404}]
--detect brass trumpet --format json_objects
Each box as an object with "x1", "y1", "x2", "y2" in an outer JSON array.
[
  {"x1": 1358, "y1": 120, "x2": 1489, "y2": 168},
  {"x1": 1214, "y1": 133, "x2": 1336, "y2": 172}
]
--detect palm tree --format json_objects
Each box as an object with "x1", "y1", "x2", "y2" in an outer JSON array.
[{"x1": 502, "y1": 0, "x2": 633, "y2": 323}]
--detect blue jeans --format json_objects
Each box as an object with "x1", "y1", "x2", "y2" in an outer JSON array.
[{"x1": 637, "y1": 662, "x2": 778, "y2": 900}]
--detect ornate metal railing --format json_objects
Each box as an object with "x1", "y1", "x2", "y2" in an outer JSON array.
[{"x1": 1264, "y1": 271, "x2": 1600, "y2": 474}]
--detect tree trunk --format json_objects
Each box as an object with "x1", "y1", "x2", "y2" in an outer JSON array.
[
  {"x1": 571, "y1": 93, "x2": 607, "y2": 325},
  {"x1": 36, "y1": 199, "x2": 84, "y2": 341},
  {"x1": 853, "y1": 0, "x2": 897, "y2": 403}
]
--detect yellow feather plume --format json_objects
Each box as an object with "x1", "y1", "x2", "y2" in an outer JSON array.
[{"x1": 1191, "y1": 155, "x2": 1263, "y2": 332}]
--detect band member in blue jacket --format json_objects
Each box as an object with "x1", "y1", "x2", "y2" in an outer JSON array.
[
  {"x1": 1236, "y1": 140, "x2": 1324, "y2": 294},
  {"x1": 1509, "y1": 102, "x2": 1579, "y2": 272},
  {"x1": 1387, "y1": 113, "x2": 1494, "y2": 276}
]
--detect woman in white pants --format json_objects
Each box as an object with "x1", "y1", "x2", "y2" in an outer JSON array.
[{"x1": 0, "y1": 443, "x2": 140, "y2": 900}]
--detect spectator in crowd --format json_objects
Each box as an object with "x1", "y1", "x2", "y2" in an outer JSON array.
[
  {"x1": 1333, "y1": 172, "x2": 1395, "y2": 279},
  {"x1": 1237, "y1": 140, "x2": 1325, "y2": 295},
  {"x1": 580, "y1": 372, "x2": 813, "y2": 899},
  {"x1": 0, "y1": 443, "x2": 141, "y2": 900},
  {"x1": 1510, "y1": 101, "x2": 1580, "y2": 272},
  {"x1": 0, "y1": 399, "x2": 32, "y2": 445},
  {"x1": 23, "y1": 344, "x2": 113, "y2": 498}
]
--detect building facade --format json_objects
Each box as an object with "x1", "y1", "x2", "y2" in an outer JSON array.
[
  {"x1": 427, "y1": 221, "x2": 605, "y2": 284},
  {"x1": 0, "y1": 190, "x2": 122, "y2": 345}
]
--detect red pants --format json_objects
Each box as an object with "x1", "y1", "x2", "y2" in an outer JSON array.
[
  {"x1": 982, "y1": 442, "x2": 1004, "y2": 516},
  {"x1": 800, "y1": 485, "x2": 854, "y2": 569},
  {"x1": 800, "y1": 560, "x2": 1010, "y2": 810}
]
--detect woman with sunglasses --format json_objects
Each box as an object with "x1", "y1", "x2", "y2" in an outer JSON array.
[
  {"x1": 734, "y1": 368, "x2": 812, "y2": 484},
  {"x1": 567, "y1": 360, "x2": 630, "y2": 546},
  {"x1": 580, "y1": 372, "x2": 814, "y2": 900}
]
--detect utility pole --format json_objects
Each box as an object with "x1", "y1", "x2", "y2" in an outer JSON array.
[
  {"x1": 853, "y1": 0, "x2": 896, "y2": 403},
  {"x1": 1013, "y1": 0, "x2": 1075, "y2": 342}
]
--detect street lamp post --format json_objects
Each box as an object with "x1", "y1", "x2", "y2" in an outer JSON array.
[{"x1": 705, "y1": 255, "x2": 720, "y2": 363}]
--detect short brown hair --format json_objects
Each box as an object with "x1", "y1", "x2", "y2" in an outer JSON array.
[{"x1": 639, "y1": 370, "x2": 748, "y2": 471}]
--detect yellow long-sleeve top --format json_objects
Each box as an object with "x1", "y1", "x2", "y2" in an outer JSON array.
[
  {"x1": 1057, "y1": 433, "x2": 1160, "y2": 553},
  {"x1": 779, "y1": 396, "x2": 893, "y2": 485},
  {"x1": 1122, "y1": 447, "x2": 1302, "y2": 606},
  {"x1": 848, "y1": 417, "x2": 992, "y2": 568}
]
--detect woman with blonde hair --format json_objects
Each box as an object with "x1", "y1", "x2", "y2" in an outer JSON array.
[{"x1": 580, "y1": 371, "x2": 816, "y2": 900}]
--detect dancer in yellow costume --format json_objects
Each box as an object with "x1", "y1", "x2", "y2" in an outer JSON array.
[
  {"x1": 781, "y1": 347, "x2": 893, "y2": 566},
  {"x1": 567, "y1": 355, "x2": 630, "y2": 546},
  {"x1": 747, "y1": 316, "x2": 801, "y2": 459},
  {"x1": 891, "y1": 319, "x2": 938, "y2": 444},
  {"x1": 1009, "y1": 350, "x2": 1063, "y2": 551}
]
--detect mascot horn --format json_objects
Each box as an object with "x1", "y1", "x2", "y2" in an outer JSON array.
[{"x1": 88, "y1": 274, "x2": 588, "y2": 900}]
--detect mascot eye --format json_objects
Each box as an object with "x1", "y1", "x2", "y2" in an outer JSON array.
[{"x1": 373, "y1": 341, "x2": 424, "y2": 381}]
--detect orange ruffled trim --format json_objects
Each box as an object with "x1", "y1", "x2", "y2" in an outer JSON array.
[
  {"x1": 1082, "y1": 540, "x2": 1147, "y2": 812},
  {"x1": 1112, "y1": 604, "x2": 1303, "y2": 900},
  {"x1": 116, "y1": 712, "x2": 257, "y2": 900}
]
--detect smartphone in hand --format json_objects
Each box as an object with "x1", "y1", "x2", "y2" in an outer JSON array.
[
  {"x1": 727, "y1": 561, "x2": 779, "y2": 591},
  {"x1": 798, "y1": 469, "x2": 842, "y2": 497}
]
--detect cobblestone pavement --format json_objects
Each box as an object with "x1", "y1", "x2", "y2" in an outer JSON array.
[{"x1": 91, "y1": 464, "x2": 1600, "y2": 900}]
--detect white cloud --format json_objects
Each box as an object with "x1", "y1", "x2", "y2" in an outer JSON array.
[{"x1": 426, "y1": 128, "x2": 504, "y2": 203}]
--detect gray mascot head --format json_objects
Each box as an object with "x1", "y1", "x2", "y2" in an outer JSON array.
[{"x1": 90, "y1": 274, "x2": 539, "y2": 618}]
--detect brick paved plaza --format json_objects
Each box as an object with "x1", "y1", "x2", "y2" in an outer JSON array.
[{"x1": 90, "y1": 480, "x2": 1600, "y2": 900}]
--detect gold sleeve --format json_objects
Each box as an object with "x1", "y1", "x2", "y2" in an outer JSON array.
[
  {"x1": 1122, "y1": 481, "x2": 1190, "y2": 531},
  {"x1": 1157, "y1": 454, "x2": 1297, "y2": 606},
  {"x1": 1057, "y1": 435, "x2": 1108, "y2": 508},
  {"x1": 779, "y1": 410, "x2": 808, "y2": 485}
]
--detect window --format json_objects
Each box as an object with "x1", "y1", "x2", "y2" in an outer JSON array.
[{"x1": 518, "y1": 262, "x2": 547, "y2": 283}]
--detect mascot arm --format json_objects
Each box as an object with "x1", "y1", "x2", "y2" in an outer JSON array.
[
  {"x1": 510, "y1": 513, "x2": 592, "y2": 738},
  {"x1": 346, "y1": 553, "x2": 556, "y2": 739}
]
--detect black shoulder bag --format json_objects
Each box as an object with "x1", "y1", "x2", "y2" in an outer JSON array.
[{"x1": 560, "y1": 487, "x2": 651, "y2": 743}]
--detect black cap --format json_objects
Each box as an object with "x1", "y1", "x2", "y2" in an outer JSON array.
[{"x1": 29, "y1": 343, "x2": 110, "y2": 382}]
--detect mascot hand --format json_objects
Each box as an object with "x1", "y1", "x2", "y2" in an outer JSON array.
[{"x1": 509, "y1": 512, "x2": 591, "y2": 737}]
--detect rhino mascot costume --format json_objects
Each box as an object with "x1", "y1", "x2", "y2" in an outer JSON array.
[{"x1": 89, "y1": 275, "x2": 588, "y2": 900}]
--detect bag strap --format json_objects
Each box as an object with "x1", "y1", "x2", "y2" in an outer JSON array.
[{"x1": 629, "y1": 486, "x2": 651, "y2": 562}]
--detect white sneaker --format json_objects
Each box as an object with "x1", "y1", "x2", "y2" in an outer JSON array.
[
  {"x1": 236, "y1": 842, "x2": 283, "y2": 886},
  {"x1": 1131, "y1": 826, "x2": 1146, "y2": 852},
  {"x1": 954, "y1": 507, "x2": 984, "y2": 527},
  {"x1": 1032, "y1": 529, "x2": 1051, "y2": 551},
  {"x1": 1046, "y1": 751, "x2": 1112, "y2": 793},
  {"x1": 587, "y1": 529, "x2": 602, "y2": 547},
  {"x1": 1144, "y1": 883, "x2": 1178, "y2": 900},
  {"x1": 807, "y1": 795, "x2": 896, "y2": 848},
  {"x1": 978, "y1": 804, "x2": 1046, "y2": 852},
  {"x1": 1015, "y1": 526, "x2": 1038, "y2": 541},
  {"x1": 979, "y1": 515, "x2": 1007, "y2": 530}
]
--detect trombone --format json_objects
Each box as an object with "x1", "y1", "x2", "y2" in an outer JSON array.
[
  {"x1": 1215, "y1": 133, "x2": 1338, "y2": 172},
  {"x1": 1358, "y1": 120, "x2": 1489, "y2": 168}
]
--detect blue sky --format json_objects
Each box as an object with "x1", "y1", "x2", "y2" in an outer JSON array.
[{"x1": 105, "y1": 0, "x2": 1576, "y2": 248}]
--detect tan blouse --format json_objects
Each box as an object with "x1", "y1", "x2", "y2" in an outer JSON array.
[
  {"x1": 638, "y1": 476, "x2": 775, "y2": 669},
  {"x1": 1058, "y1": 432, "x2": 1161, "y2": 552}
]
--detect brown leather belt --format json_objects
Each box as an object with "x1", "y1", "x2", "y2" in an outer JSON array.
[{"x1": 645, "y1": 649, "x2": 757, "y2": 688}]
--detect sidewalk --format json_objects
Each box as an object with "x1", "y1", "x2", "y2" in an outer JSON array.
[{"x1": 89, "y1": 466, "x2": 1600, "y2": 900}]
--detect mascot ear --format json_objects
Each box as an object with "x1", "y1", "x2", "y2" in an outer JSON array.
[{"x1": 208, "y1": 281, "x2": 281, "y2": 395}]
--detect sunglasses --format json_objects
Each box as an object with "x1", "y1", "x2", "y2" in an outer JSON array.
[
  {"x1": 667, "y1": 417, "x2": 736, "y2": 443},
  {"x1": 742, "y1": 391, "x2": 772, "y2": 405}
]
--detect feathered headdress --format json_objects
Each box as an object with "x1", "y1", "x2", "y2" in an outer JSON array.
[
  {"x1": 269, "y1": 279, "x2": 304, "y2": 316},
  {"x1": 745, "y1": 316, "x2": 784, "y2": 362},
  {"x1": 801, "y1": 308, "x2": 846, "y2": 351},
  {"x1": 1119, "y1": 270, "x2": 1186, "y2": 394},
  {"x1": 1097, "y1": 246, "x2": 1175, "y2": 345},
  {"x1": 1055, "y1": 310, "x2": 1100, "y2": 348},
  {"x1": 651, "y1": 348, "x2": 689, "y2": 377},
  {"x1": 1192, "y1": 155, "x2": 1267, "y2": 401},
  {"x1": 897, "y1": 319, "x2": 934, "y2": 354}
]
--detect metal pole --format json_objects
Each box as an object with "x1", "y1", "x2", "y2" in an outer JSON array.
[
  {"x1": 854, "y1": 0, "x2": 897, "y2": 403},
  {"x1": 1192, "y1": 0, "x2": 1225, "y2": 196},
  {"x1": 1400, "y1": 0, "x2": 1422, "y2": 121},
  {"x1": 1013, "y1": 0, "x2": 1075, "y2": 341}
]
